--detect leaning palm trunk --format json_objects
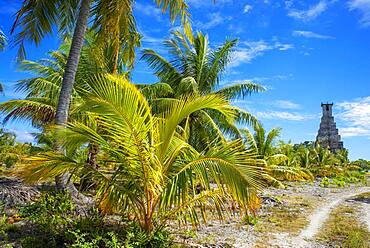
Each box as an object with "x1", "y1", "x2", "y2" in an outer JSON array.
[{"x1": 55, "y1": 0, "x2": 91, "y2": 198}]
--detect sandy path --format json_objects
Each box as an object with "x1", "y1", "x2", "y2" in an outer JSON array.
[
  {"x1": 362, "y1": 201, "x2": 370, "y2": 232},
  {"x1": 265, "y1": 187, "x2": 370, "y2": 248},
  {"x1": 299, "y1": 187, "x2": 370, "y2": 240}
]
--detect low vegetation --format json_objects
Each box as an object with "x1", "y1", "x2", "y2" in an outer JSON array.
[
  {"x1": 317, "y1": 204, "x2": 370, "y2": 248},
  {"x1": 254, "y1": 195, "x2": 316, "y2": 235},
  {"x1": 0, "y1": 191, "x2": 172, "y2": 247}
]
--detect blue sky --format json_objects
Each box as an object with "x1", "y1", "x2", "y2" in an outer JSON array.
[{"x1": 0, "y1": 0, "x2": 369, "y2": 160}]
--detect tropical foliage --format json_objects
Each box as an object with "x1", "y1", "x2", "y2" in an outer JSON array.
[
  {"x1": 241, "y1": 122, "x2": 313, "y2": 187},
  {"x1": 142, "y1": 31, "x2": 265, "y2": 150},
  {"x1": 18, "y1": 74, "x2": 264, "y2": 233},
  {"x1": 0, "y1": 128, "x2": 38, "y2": 169}
]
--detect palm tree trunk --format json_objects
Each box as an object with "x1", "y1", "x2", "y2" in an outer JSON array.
[
  {"x1": 55, "y1": 0, "x2": 90, "y2": 126},
  {"x1": 55, "y1": 0, "x2": 91, "y2": 199}
]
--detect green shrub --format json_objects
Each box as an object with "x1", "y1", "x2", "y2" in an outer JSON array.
[
  {"x1": 319, "y1": 177, "x2": 330, "y2": 187},
  {"x1": 65, "y1": 230, "x2": 122, "y2": 248},
  {"x1": 332, "y1": 177, "x2": 346, "y2": 187},
  {"x1": 19, "y1": 191, "x2": 75, "y2": 234},
  {"x1": 242, "y1": 214, "x2": 258, "y2": 225},
  {"x1": 344, "y1": 228, "x2": 370, "y2": 248},
  {"x1": 16, "y1": 191, "x2": 171, "y2": 248}
]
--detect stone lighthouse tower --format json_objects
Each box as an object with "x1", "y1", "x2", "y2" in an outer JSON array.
[{"x1": 316, "y1": 103, "x2": 343, "y2": 152}]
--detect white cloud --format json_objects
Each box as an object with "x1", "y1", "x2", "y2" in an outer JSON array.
[
  {"x1": 8, "y1": 129, "x2": 35, "y2": 143},
  {"x1": 221, "y1": 74, "x2": 293, "y2": 88},
  {"x1": 243, "y1": 4, "x2": 253, "y2": 13},
  {"x1": 337, "y1": 96, "x2": 370, "y2": 137},
  {"x1": 134, "y1": 2, "x2": 162, "y2": 21},
  {"x1": 287, "y1": 1, "x2": 330, "y2": 21},
  {"x1": 246, "y1": 74, "x2": 294, "y2": 82},
  {"x1": 197, "y1": 12, "x2": 232, "y2": 29},
  {"x1": 348, "y1": 0, "x2": 370, "y2": 27},
  {"x1": 188, "y1": 0, "x2": 232, "y2": 8},
  {"x1": 256, "y1": 111, "x2": 313, "y2": 121},
  {"x1": 293, "y1": 30, "x2": 334, "y2": 39},
  {"x1": 340, "y1": 127, "x2": 370, "y2": 137},
  {"x1": 141, "y1": 32, "x2": 163, "y2": 44},
  {"x1": 230, "y1": 40, "x2": 293, "y2": 67},
  {"x1": 275, "y1": 42, "x2": 294, "y2": 51},
  {"x1": 274, "y1": 100, "x2": 301, "y2": 109}
]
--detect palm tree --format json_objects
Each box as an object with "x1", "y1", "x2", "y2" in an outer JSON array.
[
  {"x1": 19, "y1": 74, "x2": 264, "y2": 233},
  {"x1": 141, "y1": 31, "x2": 265, "y2": 149},
  {"x1": 0, "y1": 28, "x2": 6, "y2": 92},
  {"x1": 242, "y1": 122, "x2": 312, "y2": 186},
  {"x1": 245, "y1": 122, "x2": 281, "y2": 159},
  {"x1": 11, "y1": 0, "x2": 191, "y2": 192},
  {"x1": 310, "y1": 143, "x2": 339, "y2": 177},
  {"x1": 0, "y1": 40, "x2": 109, "y2": 197},
  {"x1": 296, "y1": 146, "x2": 312, "y2": 169}
]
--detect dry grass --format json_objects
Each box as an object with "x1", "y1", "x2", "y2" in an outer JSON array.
[
  {"x1": 317, "y1": 204, "x2": 370, "y2": 248},
  {"x1": 254, "y1": 195, "x2": 315, "y2": 235}
]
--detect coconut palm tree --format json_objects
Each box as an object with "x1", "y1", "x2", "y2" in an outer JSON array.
[
  {"x1": 0, "y1": 35, "x2": 109, "y2": 127},
  {"x1": 141, "y1": 31, "x2": 265, "y2": 150},
  {"x1": 0, "y1": 28, "x2": 6, "y2": 92},
  {"x1": 310, "y1": 143, "x2": 340, "y2": 177},
  {"x1": 242, "y1": 122, "x2": 312, "y2": 186},
  {"x1": 12, "y1": 0, "x2": 188, "y2": 124},
  {"x1": 11, "y1": 0, "x2": 191, "y2": 192},
  {"x1": 19, "y1": 74, "x2": 264, "y2": 233},
  {"x1": 0, "y1": 39, "x2": 110, "y2": 196}
]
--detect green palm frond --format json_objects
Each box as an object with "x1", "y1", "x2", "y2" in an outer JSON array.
[
  {"x1": 141, "y1": 31, "x2": 262, "y2": 149},
  {"x1": 0, "y1": 29, "x2": 7, "y2": 51},
  {"x1": 264, "y1": 127, "x2": 282, "y2": 156},
  {"x1": 139, "y1": 82, "x2": 174, "y2": 99},
  {"x1": 234, "y1": 108, "x2": 259, "y2": 127},
  {"x1": 206, "y1": 38, "x2": 238, "y2": 87},
  {"x1": 141, "y1": 49, "x2": 183, "y2": 85},
  {"x1": 266, "y1": 154, "x2": 288, "y2": 166},
  {"x1": 241, "y1": 128, "x2": 257, "y2": 151},
  {"x1": 0, "y1": 98, "x2": 56, "y2": 126},
  {"x1": 269, "y1": 165, "x2": 314, "y2": 181},
  {"x1": 216, "y1": 82, "x2": 266, "y2": 100},
  {"x1": 11, "y1": 0, "x2": 78, "y2": 60},
  {"x1": 21, "y1": 75, "x2": 264, "y2": 232}
]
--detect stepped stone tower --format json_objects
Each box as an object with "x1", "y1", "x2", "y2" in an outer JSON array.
[{"x1": 316, "y1": 103, "x2": 343, "y2": 152}]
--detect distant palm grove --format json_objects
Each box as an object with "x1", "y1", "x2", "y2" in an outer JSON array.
[{"x1": 0, "y1": 1, "x2": 368, "y2": 247}]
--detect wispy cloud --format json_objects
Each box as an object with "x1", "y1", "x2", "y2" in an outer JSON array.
[
  {"x1": 245, "y1": 74, "x2": 294, "y2": 83},
  {"x1": 134, "y1": 2, "x2": 162, "y2": 21},
  {"x1": 140, "y1": 31, "x2": 163, "y2": 44},
  {"x1": 188, "y1": 0, "x2": 232, "y2": 8},
  {"x1": 256, "y1": 111, "x2": 314, "y2": 121},
  {"x1": 8, "y1": 129, "x2": 35, "y2": 143},
  {"x1": 348, "y1": 0, "x2": 370, "y2": 27},
  {"x1": 340, "y1": 127, "x2": 370, "y2": 137},
  {"x1": 274, "y1": 100, "x2": 301, "y2": 110},
  {"x1": 243, "y1": 4, "x2": 253, "y2": 13},
  {"x1": 293, "y1": 30, "x2": 334, "y2": 39},
  {"x1": 337, "y1": 96, "x2": 370, "y2": 137},
  {"x1": 221, "y1": 74, "x2": 293, "y2": 88},
  {"x1": 196, "y1": 12, "x2": 232, "y2": 29},
  {"x1": 287, "y1": 1, "x2": 332, "y2": 21},
  {"x1": 230, "y1": 40, "x2": 294, "y2": 67}
]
